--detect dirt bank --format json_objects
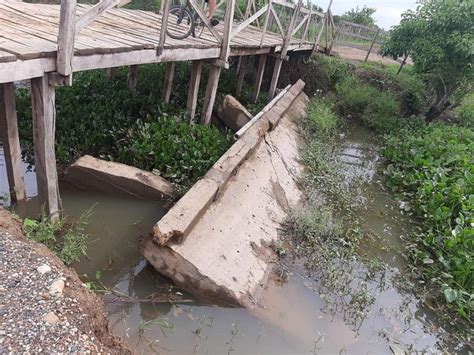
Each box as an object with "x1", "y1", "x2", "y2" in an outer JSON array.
[{"x1": 0, "y1": 208, "x2": 130, "y2": 353}]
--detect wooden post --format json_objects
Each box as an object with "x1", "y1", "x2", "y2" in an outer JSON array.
[
  {"x1": 127, "y1": 65, "x2": 139, "y2": 91},
  {"x1": 397, "y1": 54, "x2": 408, "y2": 75},
  {"x1": 327, "y1": 24, "x2": 339, "y2": 55},
  {"x1": 162, "y1": 62, "x2": 175, "y2": 103},
  {"x1": 300, "y1": 7, "x2": 312, "y2": 44},
  {"x1": 201, "y1": 65, "x2": 222, "y2": 125},
  {"x1": 106, "y1": 67, "x2": 117, "y2": 79},
  {"x1": 157, "y1": 0, "x2": 171, "y2": 56},
  {"x1": 187, "y1": 61, "x2": 203, "y2": 120},
  {"x1": 236, "y1": 56, "x2": 248, "y2": 97},
  {"x1": 252, "y1": 54, "x2": 267, "y2": 103},
  {"x1": 0, "y1": 83, "x2": 26, "y2": 203},
  {"x1": 57, "y1": 0, "x2": 76, "y2": 80},
  {"x1": 364, "y1": 28, "x2": 380, "y2": 63},
  {"x1": 31, "y1": 75, "x2": 60, "y2": 221},
  {"x1": 268, "y1": 0, "x2": 303, "y2": 99},
  {"x1": 219, "y1": 0, "x2": 235, "y2": 63}
]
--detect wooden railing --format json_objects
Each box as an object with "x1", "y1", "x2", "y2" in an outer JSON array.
[{"x1": 56, "y1": 0, "x2": 334, "y2": 77}]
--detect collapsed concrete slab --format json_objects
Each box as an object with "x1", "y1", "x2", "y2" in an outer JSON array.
[
  {"x1": 142, "y1": 89, "x2": 309, "y2": 307},
  {"x1": 217, "y1": 95, "x2": 253, "y2": 131},
  {"x1": 63, "y1": 155, "x2": 174, "y2": 199}
]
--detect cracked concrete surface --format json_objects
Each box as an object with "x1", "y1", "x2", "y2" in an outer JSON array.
[{"x1": 143, "y1": 92, "x2": 309, "y2": 307}]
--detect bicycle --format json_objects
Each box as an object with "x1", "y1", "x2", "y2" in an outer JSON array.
[{"x1": 165, "y1": 0, "x2": 207, "y2": 39}]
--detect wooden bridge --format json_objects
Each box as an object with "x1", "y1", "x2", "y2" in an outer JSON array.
[{"x1": 0, "y1": 0, "x2": 334, "y2": 219}]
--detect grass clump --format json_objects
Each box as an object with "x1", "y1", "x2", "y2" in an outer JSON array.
[
  {"x1": 383, "y1": 123, "x2": 474, "y2": 317},
  {"x1": 24, "y1": 210, "x2": 92, "y2": 265}
]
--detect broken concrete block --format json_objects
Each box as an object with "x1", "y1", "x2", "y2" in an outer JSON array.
[
  {"x1": 217, "y1": 95, "x2": 252, "y2": 131},
  {"x1": 142, "y1": 93, "x2": 309, "y2": 307},
  {"x1": 151, "y1": 178, "x2": 219, "y2": 245},
  {"x1": 267, "y1": 79, "x2": 306, "y2": 129},
  {"x1": 63, "y1": 155, "x2": 174, "y2": 199}
]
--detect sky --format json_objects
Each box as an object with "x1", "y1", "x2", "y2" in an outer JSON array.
[{"x1": 316, "y1": 0, "x2": 418, "y2": 30}]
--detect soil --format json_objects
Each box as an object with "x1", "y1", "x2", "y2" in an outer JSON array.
[
  {"x1": 0, "y1": 208, "x2": 130, "y2": 354},
  {"x1": 331, "y1": 44, "x2": 409, "y2": 65}
]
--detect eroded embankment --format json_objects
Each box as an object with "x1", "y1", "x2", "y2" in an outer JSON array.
[{"x1": 0, "y1": 208, "x2": 129, "y2": 353}]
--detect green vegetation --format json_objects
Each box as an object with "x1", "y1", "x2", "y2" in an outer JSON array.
[
  {"x1": 116, "y1": 118, "x2": 231, "y2": 186},
  {"x1": 384, "y1": 124, "x2": 473, "y2": 317},
  {"x1": 340, "y1": 5, "x2": 377, "y2": 27},
  {"x1": 16, "y1": 63, "x2": 244, "y2": 188},
  {"x1": 298, "y1": 53, "x2": 473, "y2": 319},
  {"x1": 24, "y1": 210, "x2": 92, "y2": 265},
  {"x1": 381, "y1": 0, "x2": 473, "y2": 120}
]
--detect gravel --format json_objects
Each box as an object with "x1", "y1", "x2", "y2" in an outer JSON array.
[{"x1": 0, "y1": 230, "x2": 124, "y2": 353}]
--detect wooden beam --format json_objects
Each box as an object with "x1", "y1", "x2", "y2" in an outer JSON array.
[
  {"x1": 236, "y1": 55, "x2": 248, "y2": 97},
  {"x1": 162, "y1": 62, "x2": 175, "y2": 103},
  {"x1": 57, "y1": 0, "x2": 76, "y2": 77},
  {"x1": 31, "y1": 74, "x2": 60, "y2": 221},
  {"x1": 0, "y1": 82, "x2": 25, "y2": 203},
  {"x1": 269, "y1": 0, "x2": 302, "y2": 98},
  {"x1": 291, "y1": 13, "x2": 309, "y2": 37},
  {"x1": 270, "y1": 6, "x2": 285, "y2": 39},
  {"x1": 76, "y1": 0, "x2": 124, "y2": 34},
  {"x1": 188, "y1": 0, "x2": 222, "y2": 43},
  {"x1": 201, "y1": 64, "x2": 222, "y2": 125},
  {"x1": 187, "y1": 60, "x2": 203, "y2": 120},
  {"x1": 127, "y1": 65, "x2": 139, "y2": 90},
  {"x1": 252, "y1": 53, "x2": 266, "y2": 102},
  {"x1": 232, "y1": 4, "x2": 268, "y2": 38}
]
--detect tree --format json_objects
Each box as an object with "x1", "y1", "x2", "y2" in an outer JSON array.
[
  {"x1": 340, "y1": 6, "x2": 376, "y2": 27},
  {"x1": 381, "y1": 0, "x2": 473, "y2": 120}
]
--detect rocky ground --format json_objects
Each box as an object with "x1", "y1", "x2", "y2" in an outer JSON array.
[{"x1": 0, "y1": 208, "x2": 129, "y2": 354}]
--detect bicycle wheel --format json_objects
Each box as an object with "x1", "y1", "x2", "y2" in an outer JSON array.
[{"x1": 166, "y1": 5, "x2": 194, "y2": 40}]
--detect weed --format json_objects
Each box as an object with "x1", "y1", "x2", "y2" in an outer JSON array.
[{"x1": 23, "y1": 208, "x2": 92, "y2": 265}]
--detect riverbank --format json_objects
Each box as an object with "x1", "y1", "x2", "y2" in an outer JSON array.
[{"x1": 0, "y1": 208, "x2": 129, "y2": 353}]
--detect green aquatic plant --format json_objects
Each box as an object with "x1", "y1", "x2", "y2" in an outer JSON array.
[{"x1": 383, "y1": 123, "x2": 474, "y2": 317}]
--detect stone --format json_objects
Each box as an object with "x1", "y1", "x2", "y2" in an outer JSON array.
[
  {"x1": 37, "y1": 264, "x2": 51, "y2": 275},
  {"x1": 217, "y1": 95, "x2": 252, "y2": 132},
  {"x1": 49, "y1": 279, "x2": 65, "y2": 296},
  {"x1": 43, "y1": 312, "x2": 60, "y2": 325},
  {"x1": 143, "y1": 92, "x2": 308, "y2": 307},
  {"x1": 151, "y1": 178, "x2": 219, "y2": 246},
  {"x1": 63, "y1": 155, "x2": 174, "y2": 199}
]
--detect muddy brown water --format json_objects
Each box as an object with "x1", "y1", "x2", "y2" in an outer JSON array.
[{"x1": 0, "y1": 124, "x2": 467, "y2": 353}]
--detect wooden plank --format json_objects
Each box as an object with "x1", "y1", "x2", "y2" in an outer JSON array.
[
  {"x1": 252, "y1": 53, "x2": 266, "y2": 102},
  {"x1": 76, "y1": 0, "x2": 125, "y2": 33},
  {"x1": 0, "y1": 57, "x2": 55, "y2": 83},
  {"x1": 0, "y1": 82, "x2": 26, "y2": 203},
  {"x1": 188, "y1": 0, "x2": 222, "y2": 43},
  {"x1": 57, "y1": 0, "x2": 76, "y2": 76},
  {"x1": 292, "y1": 13, "x2": 309, "y2": 37},
  {"x1": 31, "y1": 74, "x2": 60, "y2": 221},
  {"x1": 201, "y1": 64, "x2": 221, "y2": 124},
  {"x1": 187, "y1": 60, "x2": 203, "y2": 120},
  {"x1": 161, "y1": 62, "x2": 175, "y2": 103}
]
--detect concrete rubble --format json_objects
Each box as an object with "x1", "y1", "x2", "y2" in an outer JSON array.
[
  {"x1": 63, "y1": 155, "x2": 174, "y2": 199},
  {"x1": 217, "y1": 95, "x2": 253, "y2": 131},
  {"x1": 143, "y1": 81, "x2": 308, "y2": 307}
]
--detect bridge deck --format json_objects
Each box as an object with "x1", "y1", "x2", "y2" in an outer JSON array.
[{"x1": 0, "y1": 1, "x2": 314, "y2": 83}]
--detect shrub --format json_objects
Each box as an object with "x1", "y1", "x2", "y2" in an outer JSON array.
[
  {"x1": 335, "y1": 76, "x2": 379, "y2": 117},
  {"x1": 116, "y1": 117, "x2": 232, "y2": 187}
]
